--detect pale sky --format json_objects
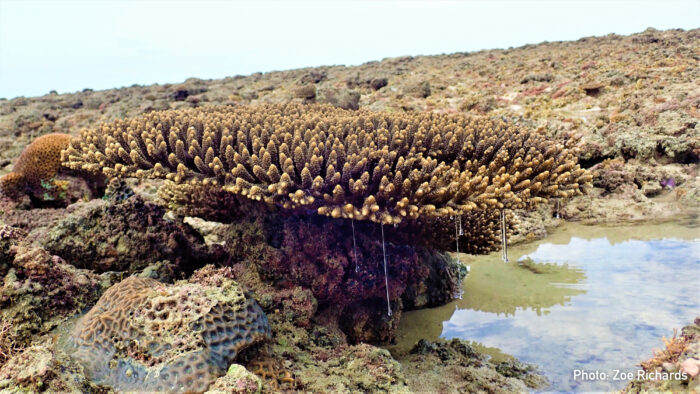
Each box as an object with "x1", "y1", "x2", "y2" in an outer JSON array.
[{"x1": 0, "y1": 0, "x2": 698, "y2": 99}]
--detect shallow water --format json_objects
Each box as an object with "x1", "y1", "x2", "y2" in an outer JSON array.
[{"x1": 393, "y1": 220, "x2": 700, "y2": 392}]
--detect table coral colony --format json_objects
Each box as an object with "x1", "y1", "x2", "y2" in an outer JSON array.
[
  {"x1": 65, "y1": 103, "x2": 588, "y2": 223},
  {"x1": 64, "y1": 102, "x2": 589, "y2": 323}
]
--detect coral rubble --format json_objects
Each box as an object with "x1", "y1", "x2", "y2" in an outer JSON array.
[
  {"x1": 399, "y1": 339, "x2": 547, "y2": 392},
  {"x1": 0, "y1": 343, "x2": 99, "y2": 393},
  {"x1": 206, "y1": 363, "x2": 263, "y2": 394}
]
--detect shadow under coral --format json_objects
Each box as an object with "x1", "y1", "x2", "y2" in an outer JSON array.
[{"x1": 180, "y1": 194, "x2": 465, "y2": 344}]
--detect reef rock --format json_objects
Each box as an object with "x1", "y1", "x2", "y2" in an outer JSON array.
[
  {"x1": 0, "y1": 225, "x2": 102, "y2": 355},
  {"x1": 0, "y1": 343, "x2": 97, "y2": 393},
  {"x1": 625, "y1": 317, "x2": 700, "y2": 393},
  {"x1": 205, "y1": 364, "x2": 262, "y2": 394},
  {"x1": 185, "y1": 204, "x2": 464, "y2": 343},
  {"x1": 400, "y1": 339, "x2": 548, "y2": 392},
  {"x1": 66, "y1": 275, "x2": 271, "y2": 393},
  {"x1": 295, "y1": 343, "x2": 408, "y2": 393},
  {"x1": 38, "y1": 194, "x2": 223, "y2": 273}
]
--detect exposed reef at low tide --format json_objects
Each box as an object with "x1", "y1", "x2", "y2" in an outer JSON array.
[{"x1": 0, "y1": 27, "x2": 697, "y2": 393}]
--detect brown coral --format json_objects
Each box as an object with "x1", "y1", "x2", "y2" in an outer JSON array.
[
  {"x1": 158, "y1": 181, "x2": 246, "y2": 222},
  {"x1": 248, "y1": 358, "x2": 296, "y2": 391},
  {"x1": 0, "y1": 133, "x2": 72, "y2": 199},
  {"x1": 64, "y1": 104, "x2": 590, "y2": 225},
  {"x1": 67, "y1": 276, "x2": 270, "y2": 393}
]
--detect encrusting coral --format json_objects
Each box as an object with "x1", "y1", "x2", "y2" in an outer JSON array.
[
  {"x1": 64, "y1": 103, "x2": 590, "y2": 226},
  {"x1": 0, "y1": 133, "x2": 72, "y2": 200},
  {"x1": 65, "y1": 275, "x2": 271, "y2": 393}
]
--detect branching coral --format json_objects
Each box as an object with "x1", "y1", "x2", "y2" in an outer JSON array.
[
  {"x1": 0, "y1": 320, "x2": 22, "y2": 366},
  {"x1": 157, "y1": 181, "x2": 246, "y2": 222},
  {"x1": 64, "y1": 104, "x2": 590, "y2": 225},
  {"x1": 0, "y1": 133, "x2": 72, "y2": 199}
]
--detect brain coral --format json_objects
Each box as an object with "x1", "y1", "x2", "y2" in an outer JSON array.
[
  {"x1": 66, "y1": 276, "x2": 270, "y2": 393},
  {"x1": 0, "y1": 133, "x2": 72, "y2": 199},
  {"x1": 64, "y1": 104, "x2": 590, "y2": 225}
]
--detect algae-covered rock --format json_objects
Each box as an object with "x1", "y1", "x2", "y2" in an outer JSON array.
[
  {"x1": 256, "y1": 213, "x2": 461, "y2": 343},
  {"x1": 402, "y1": 249, "x2": 465, "y2": 310},
  {"x1": 191, "y1": 265, "x2": 318, "y2": 329},
  {"x1": 66, "y1": 275, "x2": 271, "y2": 393},
  {"x1": 206, "y1": 364, "x2": 262, "y2": 394},
  {"x1": 340, "y1": 299, "x2": 402, "y2": 344},
  {"x1": 0, "y1": 238, "x2": 102, "y2": 353},
  {"x1": 295, "y1": 343, "x2": 409, "y2": 393},
  {"x1": 136, "y1": 259, "x2": 181, "y2": 283},
  {"x1": 403, "y1": 80, "x2": 431, "y2": 98},
  {"x1": 400, "y1": 338, "x2": 548, "y2": 393},
  {"x1": 0, "y1": 224, "x2": 25, "y2": 277},
  {"x1": 316, "y1": 87, "x2": 360, "y2": 110},
  {"x1": 0, "y1": 343, "x2": 100, "y2": 393},
  {"x1": 38, "y1": 195, "x2": 223, "y2": 273},
  {"x1": 183, "y1": 205, "x2": 461, "y2": 344}
]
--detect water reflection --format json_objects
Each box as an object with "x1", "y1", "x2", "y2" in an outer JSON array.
[
  {"x1": 393, "y1": 221, "x2": 700, "y2": 392},
  {"x1": 459, "y1": 257, "x2": 585, "y2": 316}
]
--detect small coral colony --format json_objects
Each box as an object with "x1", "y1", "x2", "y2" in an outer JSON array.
[{"x1": 0, "y1": 103, "x2": 589, "y2": 391}]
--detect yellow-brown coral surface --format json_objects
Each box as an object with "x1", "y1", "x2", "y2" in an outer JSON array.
[
  {"x1": 0, "y1": 132, "x2": 72, "y2": 197},
  {"x1": 65, "y1": 103, "x2": 589, "y2": 224}
]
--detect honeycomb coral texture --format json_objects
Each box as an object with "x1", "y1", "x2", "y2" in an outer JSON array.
[
  {"x1": 0, "y1": 133, "x2": 72, "y2": 196},
  {"x1": 64, "y1": 104, "x2": 590, "y2": 224},
  {"x1": 67, "y1": 276, "x2": 270, "y2": 393}
]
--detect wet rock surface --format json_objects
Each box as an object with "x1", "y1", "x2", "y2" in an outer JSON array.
[
  {"x1": 399, "y1": 339, "x2": 547, "y2": 393},
  {"x1": 180, "y1": 202, "x2": 463, "y2": 344},
  {"x1": 0, "y1": 343, "x2": 102, "y2": 393}
]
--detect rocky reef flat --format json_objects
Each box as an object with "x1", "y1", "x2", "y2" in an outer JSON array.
[{"x1": 0, "y1": 27, "x2": 698, "y2": 393}]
